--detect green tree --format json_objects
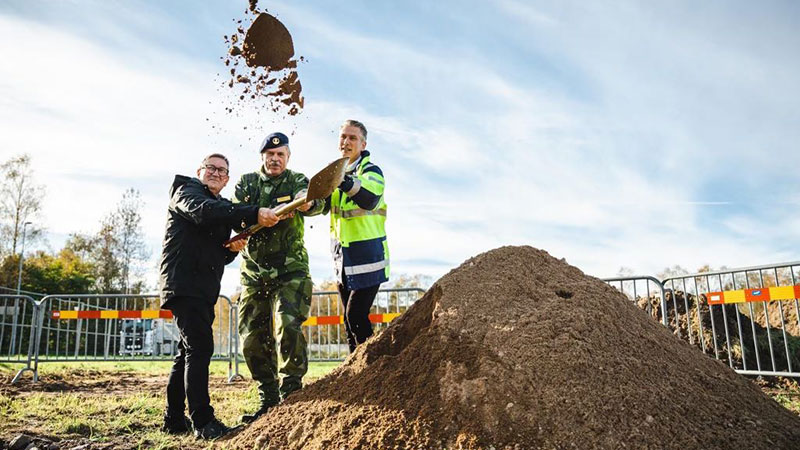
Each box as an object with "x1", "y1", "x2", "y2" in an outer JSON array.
[
  {"x1": 22, "y1": 249, "x2": 96, "y2": 294},
  {"x1": 0, "y1": 248, "x2": 95, "y2": 295}
]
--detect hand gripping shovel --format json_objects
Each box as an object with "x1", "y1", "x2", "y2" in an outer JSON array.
[{"x1": 224, "y1": 157, "x2": 348, "y2": 246}]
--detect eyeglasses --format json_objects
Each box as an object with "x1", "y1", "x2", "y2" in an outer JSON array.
[{"x1": 202, "y1": 164, "x2": 229, "y2": 176}]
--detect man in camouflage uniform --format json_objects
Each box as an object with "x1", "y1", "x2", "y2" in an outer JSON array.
[{"x1": 233, "y1": 132, "x2": 324, "y2": 423}]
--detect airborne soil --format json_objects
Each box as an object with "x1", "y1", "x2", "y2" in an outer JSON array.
[
  {"x1": 221, "y1": 6, "x2": 304, "y2": 119},
  {"x1": 226, "y1": 245, "x2": 800, "y2": 449}
]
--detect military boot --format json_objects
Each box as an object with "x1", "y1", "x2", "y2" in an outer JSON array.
[
  {"x1": 240, "y1": 404, "x2": 272, "y2": 424},
  {"x1": 240, "y1": 387, "x2": 280, "y2": 424}
]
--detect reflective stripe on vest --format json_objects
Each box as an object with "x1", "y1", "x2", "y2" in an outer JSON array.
[
  {"x1": 344, "y1": 259, "x2": 389, "y2": 276},
  {"x1": 331, "y1": 206, "x2": 387, "y2": 218}
]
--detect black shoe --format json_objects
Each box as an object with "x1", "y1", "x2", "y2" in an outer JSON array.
[
  {"x1": 194, "y1": 418, "x2": 236, "y2": 440},
  {"x1": 240, "y1": 405, "x2": 272, "y2": 424},
  {"x1": 161, "y1": 414, "x2": 191, "y2": 434}
]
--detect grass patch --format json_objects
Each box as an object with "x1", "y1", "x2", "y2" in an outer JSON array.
[
  {"x1": 1, "y1": 360, "x2": 342, "y2": 449},
  {"x1": 2, "y1": 359, "x2": 341, "y2": 380},
  {"x1": 5, "y1": 360, "x2": 794, "y2": 448}
]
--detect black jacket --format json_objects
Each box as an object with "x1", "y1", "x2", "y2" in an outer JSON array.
[{"x1": 158, "y1": 175, "x2": 260, "y2": 308}]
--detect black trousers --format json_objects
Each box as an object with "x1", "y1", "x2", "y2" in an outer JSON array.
[
  {"x1": 165, "y1": 297, "x2": 216, "y2": 428},
  {"x1": 338, "y1": 281, "x2": 380, "y2": 353}
]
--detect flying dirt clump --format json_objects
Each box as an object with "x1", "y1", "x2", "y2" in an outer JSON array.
[
  {"x1": 226, "y1": 246, "x2": 800, "y2": 449},
  {"x1": 221, "y1": 2, "x2": 304, "y2": 121}
]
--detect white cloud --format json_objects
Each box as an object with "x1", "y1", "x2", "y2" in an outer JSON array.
[{"x1": 2, "y1": 1, "x2": 799, "y2": 300}]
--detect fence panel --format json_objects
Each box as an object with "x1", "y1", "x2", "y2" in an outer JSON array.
[
  {"x1": 0, "y1": 294, "x2": 39, "y2": 382},
  {"x1": 662, "y1": 262, "x2": 800, "y2": 378},
  {"x1": 30, "y1": 294, "x2": 237, "y2": 382},
  {"x1": 303, "y1": 288, "x2": 426, "y2": 361},
  {"x1": 603, "y1": 276, "x2": 667, "y2": 326}
]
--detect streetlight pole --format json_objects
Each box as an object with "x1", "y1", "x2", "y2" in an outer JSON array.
[
  {"x1": 16, "y1": 221, "x2": 32, "y2": 295},
  {"x1": 10, "y1": 221, "x2": 32, "y2": 357}
]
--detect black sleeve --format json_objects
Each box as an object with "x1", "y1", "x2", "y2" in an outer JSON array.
[
  {"x1": 171, "y1": 183, "x2": 259, "y2": 228},
  {"x1": 347, "y1": 166, "x2": 383, "y2": 210},
  {"x1": 349, "y1": 187, "x2": 381, "y2": 210},
  {"x1": 224, "y1": 248, "x2": 238, "y2": 265}
]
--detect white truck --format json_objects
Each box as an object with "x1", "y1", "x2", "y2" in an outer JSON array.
[{"x1": 119, "y1": 319, "x2": 179, "y2": 356}]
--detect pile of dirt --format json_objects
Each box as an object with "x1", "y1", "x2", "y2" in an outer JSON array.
[
  {"x1": 227, "y1": 246, "x2": 800, "y2": 449},
  {"x1": 219, "y1": 1, "x2": 304, "y2": 122}
]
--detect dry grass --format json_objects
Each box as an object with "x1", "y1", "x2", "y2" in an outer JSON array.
[
  {"x1": 1, "y1": 361, "x2": 798, "y2": 449},
  {"x1": 0, "y1": 361, "x2": 340, "y2": 449}
]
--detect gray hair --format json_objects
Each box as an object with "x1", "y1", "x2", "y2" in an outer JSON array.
[
  {"x1": 202, "y1": 153, "x2": 230, "y2": 168},
  {"x1": 341, "y1": 119, "x2": 368, "y2": 140}
]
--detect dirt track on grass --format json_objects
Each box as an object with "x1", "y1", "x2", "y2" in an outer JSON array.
[{"x1": 0, "y1": 369, "x2": 239, "y2": 398}]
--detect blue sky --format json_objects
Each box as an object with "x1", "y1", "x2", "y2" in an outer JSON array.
[{"x1": 1, "y1": 0, "x2": 799, "y2": 295}]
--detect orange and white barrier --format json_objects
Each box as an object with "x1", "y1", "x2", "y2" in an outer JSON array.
[
  {"x1": 50, "y1": 309, "x2": 402, "y2": 326},
  {"x1": 705, "y1": 285, "x2": 800, "y2": 305}
]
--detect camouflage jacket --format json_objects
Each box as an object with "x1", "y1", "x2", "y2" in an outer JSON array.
[{"x1": 233, "y1": 167, "x2": 324, "y2": 285}]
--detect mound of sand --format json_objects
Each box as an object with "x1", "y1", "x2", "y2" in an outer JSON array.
[{"x1": 227, "y1": 246, "x2": 800, "y2": 449}]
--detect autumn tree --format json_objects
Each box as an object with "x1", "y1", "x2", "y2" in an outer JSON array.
[
  {"x1": 0, "y1": 154, "x2": 45, "y2": 257},
  {"x1": 0, "y1": 248, "x2": 95, "y2": 296},
  {"x1": 112, "y1": 188, "x2": 149, "y2": 293},
  {"x1": 63, "y1": 188, "x2": 149, "y2": 294}
]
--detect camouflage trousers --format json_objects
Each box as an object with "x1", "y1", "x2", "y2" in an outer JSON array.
[{"x1": 238, "y1": 272, "x2": 312, "y2": 406}]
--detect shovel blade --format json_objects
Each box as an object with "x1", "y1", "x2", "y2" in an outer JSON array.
[{"x1": 306, "y1": 157, "x2": 348, "y2": 201}]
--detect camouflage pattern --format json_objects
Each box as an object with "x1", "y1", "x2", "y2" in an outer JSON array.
[
  {"x1": 233, "y1": 167, "x2": 324, "y2": 285},
  {"x1": 238, "y1": 273, "x2": 312, "y2": 403},
  {"x1": 233, "y1": 166, "x2": 323, "y2": 403}
]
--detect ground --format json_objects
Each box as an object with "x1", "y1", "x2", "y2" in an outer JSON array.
[
  {"x1": 1, "y1": 361, "x2": 798, "y2": 449},
  {"x1": 0, "y1": 361, "x2": 340, "y2": 450}
]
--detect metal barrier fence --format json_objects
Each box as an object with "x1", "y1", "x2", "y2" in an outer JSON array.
[
  {"x1": 603, "y1": 276, "x2": 667, "y2": 326},
  {"x1": 5, "y1": 288, "x2": 425, "y2": 383},
  {"x1": 0, "y1": 294, "x2": 40, "y2": 383},
  {"x1": 0, "y1": 286, "x2": 47, "y2": 301},
  {"x1": 302, "y1": 288, "x2": 426, "y2": 361},
  {"x1": 661, "y1": 262, "x2": 800, "y2": 378},
  {"x1": 13, "y1": 294, "x2": 238, "y2": 383},
  {"x1": 6, "y1": 267, "x2": 798, "y2": 382}
]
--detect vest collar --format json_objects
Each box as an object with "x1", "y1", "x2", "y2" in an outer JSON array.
[{"x1": 346, "y1": 151, "x2": 371, "y2": 174}]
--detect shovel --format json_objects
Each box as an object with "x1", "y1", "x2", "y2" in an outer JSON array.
[{"x1": 224, "y1": 156, "x2": 348, "y2": 246}]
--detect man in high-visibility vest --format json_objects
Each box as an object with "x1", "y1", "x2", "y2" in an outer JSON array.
[{"x1": 323, "y1": 119, "x2": 389, "y2": 352}]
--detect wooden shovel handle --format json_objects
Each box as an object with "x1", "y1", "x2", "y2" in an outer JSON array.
[{"x1": 223, "y1": 196, "x2": 308, "y2": 246}]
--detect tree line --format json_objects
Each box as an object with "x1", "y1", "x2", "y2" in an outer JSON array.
[{"x1": 0, "y1": 154, "x2": 149, "y2": 295}]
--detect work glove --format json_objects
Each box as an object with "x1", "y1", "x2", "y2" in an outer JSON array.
[{"x1": 338, "y1": 175, "x2": 355, "y2": 192}]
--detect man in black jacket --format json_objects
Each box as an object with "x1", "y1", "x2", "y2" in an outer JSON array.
[{"x1": 158, "y1": 153, "x2": 274, "y2": 440}]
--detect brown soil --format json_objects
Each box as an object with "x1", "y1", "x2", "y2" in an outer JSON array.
[
  {"x1": 243, "y1": 12, "x2": 295, "y2": 71},
  {"x1": 219, "y1": 3, "x2": 304, "y2": 125},
  {"x1": 226, "y1": 246, "x2": 800, "y2": 449}
]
